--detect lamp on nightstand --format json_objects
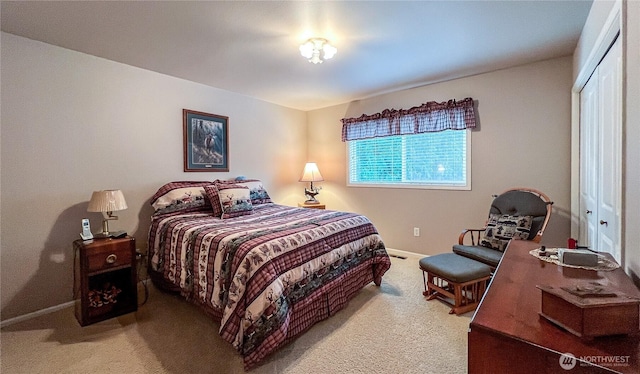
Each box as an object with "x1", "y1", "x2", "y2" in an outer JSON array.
[
  {"x1": 87, "y1": 189, "x2": 128, "y2": 238},
  {"x1": 299, "y1": 162, "x2": 324, "y2": 204}
]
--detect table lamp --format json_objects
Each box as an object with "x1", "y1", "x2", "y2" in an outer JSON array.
[
  {"x1": 299, "y1": 162, "x2": 324, "y2": 204},
  {"x1": 87, "y1": 189, "x2": 128, "y2": 238}
]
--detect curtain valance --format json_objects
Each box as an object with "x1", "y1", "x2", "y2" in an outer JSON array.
[{"x1": 341, "y1": 97, "x2": 476, "y2": 141}]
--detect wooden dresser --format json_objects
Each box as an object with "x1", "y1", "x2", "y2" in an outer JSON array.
[{"x1": 468, "y1": 240, "x2": 640, "y2": 373}]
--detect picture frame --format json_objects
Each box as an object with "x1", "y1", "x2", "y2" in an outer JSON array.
[{"x1": 183, "y1": 109, "x2": 229, "y2": 172}]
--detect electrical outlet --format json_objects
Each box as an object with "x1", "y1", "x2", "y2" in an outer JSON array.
[{"x1": 413, "y1": 227, "x2": 420, "y2": 237}]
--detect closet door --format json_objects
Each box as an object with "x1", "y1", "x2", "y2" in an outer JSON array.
[
  {"x1": 579, "y1": 71, "x2": 599, "y2": 250},
  {"x1": 596, "y1": 38, "x2": 622, "y2": 262},
  {"x1": 579, "y1": 37, "x2": 622, "y2": 263}
]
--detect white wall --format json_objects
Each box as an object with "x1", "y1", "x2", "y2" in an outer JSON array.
[
  {"x1": 573, "y1": 0, "x2": 617, "y2": 82},
  {"x1": 307, "y1": 57, "x2": 574, "y2": 256},
  {"x1": 0, "y1": 32, "x2": 307, "y2": 320}
]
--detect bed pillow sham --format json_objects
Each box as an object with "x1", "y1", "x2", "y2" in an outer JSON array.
[
  {"x1": 216, "y1": 178, "x2": 272, "y2": 205},
  {"x1": 212, "y1": 183, "x2": 254, "y2": 219},
  {"x1": 151, "y1": 181, "x2": 213, "y2": 214}
]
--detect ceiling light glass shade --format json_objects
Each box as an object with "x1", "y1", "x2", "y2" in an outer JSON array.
[
  {"x1": 299, "y1": 42, "x2": 315, "y2": 59},
  {"x1": 299, "y1": 38, "x2": 337, "y2": 64},
  {"x1": 322, "y1": 43, "x2": 337, "y2": 60}
]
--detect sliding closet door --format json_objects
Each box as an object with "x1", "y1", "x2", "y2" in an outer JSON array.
[{"x1": 579, "y1": 37, "x2": 622, "y2": 263}]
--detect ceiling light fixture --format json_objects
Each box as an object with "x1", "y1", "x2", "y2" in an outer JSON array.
[{"x1": 299, "y1": 38, "x2": 337, "y2": 64}]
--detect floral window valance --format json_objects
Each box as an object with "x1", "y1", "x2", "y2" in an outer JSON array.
[{"x1": 341, "y1": 97, "x2": 476, "y2": 141}]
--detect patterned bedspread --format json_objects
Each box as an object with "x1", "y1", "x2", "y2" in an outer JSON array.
[{"x1": 148, "y1": 203, "x2": 391, "y2": 368}]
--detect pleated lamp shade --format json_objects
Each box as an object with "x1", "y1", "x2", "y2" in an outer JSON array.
[{"x1": 87, "y1": 190, "x2": 128, "y2": 213}]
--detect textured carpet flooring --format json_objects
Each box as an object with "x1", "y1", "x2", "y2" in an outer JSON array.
[{"x1": 1, "y1": 251, "x2": 471, "y2": 374}]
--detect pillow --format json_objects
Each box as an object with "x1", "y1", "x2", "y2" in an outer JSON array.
[
  {"x1": 216, "y1": 178, "x2": 272, "y2": 205},
  {"x1": 205, "y1": 181, "x2": 255, "y2": 217},
  {"x1": 215, "y1": 183, "x2": 254, "y2": 219},
  {"x1": 480, "y1": 214, "x2": 533, "y2": 252},
  {"x1": 204, "y1": 184, "x2": 223, "y2": 218},
  {"x1": 151, "y1": 181, "x2": 213, "y2": 214},
  {"x1": 234, "y1": 179, "x2": 272, "y2": 205}
]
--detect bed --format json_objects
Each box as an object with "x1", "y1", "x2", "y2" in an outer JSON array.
[{"x1": 147, "y1": 180, "x2": 391, "y2": 369}]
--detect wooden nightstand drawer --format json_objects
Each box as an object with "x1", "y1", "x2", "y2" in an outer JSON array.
[{"x1": 86, "y1": 245, "x2": 133, "y2": 272}]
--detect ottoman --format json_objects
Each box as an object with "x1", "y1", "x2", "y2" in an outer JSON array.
[{"x1": 419, "y1": 253, "x2": 492, "y2": 315}]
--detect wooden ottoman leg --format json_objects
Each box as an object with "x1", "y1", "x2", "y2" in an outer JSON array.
[
  {"x1": 422, "y1": 270, "x2": 429, "y2": 296},
  {"x1": 450, "y1": 282, "x2": 463, "y2": 314},
  {"x1": 426, "y1": 273, "x2": 439, "y2": 299}
]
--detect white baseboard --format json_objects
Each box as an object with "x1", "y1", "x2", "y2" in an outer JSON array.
[
  {"x1": 1, "y1": 279, "x2": 152, "y2": 328},
  {"x1": 386, "y1": 247, "x2": 425, "y2": 258},
  {"x1": 1, "y1": 301, "x2": 75, "y2": 328}
]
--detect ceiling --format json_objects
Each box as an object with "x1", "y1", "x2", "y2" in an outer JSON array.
[{"x1": 1, "y1": 1, "x2": 593, "y2": 111}]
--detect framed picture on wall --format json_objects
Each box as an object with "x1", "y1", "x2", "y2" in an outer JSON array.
[{"x1": 183, "y1": 109, "x2": 229, "y2": 172}]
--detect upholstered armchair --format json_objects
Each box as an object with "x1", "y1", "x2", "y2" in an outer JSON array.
[{"x1": 453, "y1": 188, "x2": 553, "y2": 269}]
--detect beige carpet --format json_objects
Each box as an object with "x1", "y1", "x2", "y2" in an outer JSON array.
[{"x1": 1, "y1": 252, "x2": 471, "y2": 374}]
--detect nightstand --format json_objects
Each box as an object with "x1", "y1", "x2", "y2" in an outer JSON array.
[
  {"x1": 298, "y1": 202, "x2": 326, "y2": 209},
  {"x1": 73, "y1": 237, "x2": 137, "y2": 326}
]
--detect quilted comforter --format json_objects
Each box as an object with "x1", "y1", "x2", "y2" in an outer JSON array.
[{"x1": 148, "y1": 203, "x2": 390, "y2": 368}]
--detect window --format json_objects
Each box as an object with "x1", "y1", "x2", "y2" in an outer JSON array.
[
  {"x1": 348, "y1": 130, "x2": 470, "y2": 189},
  {"x1": 341, "y1": 97, "x2": 475, "y2": 190}
]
